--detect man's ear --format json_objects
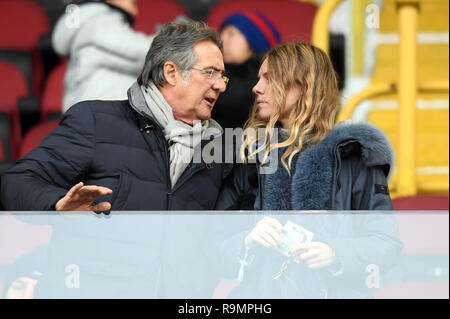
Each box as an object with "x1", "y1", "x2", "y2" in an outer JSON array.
[{"x1": 163, "y1": 61, "x2": 179, "y2": 86}]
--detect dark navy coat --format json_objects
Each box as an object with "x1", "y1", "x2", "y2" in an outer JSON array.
[
  {"x1": 0, "y1": 99, "x2": 248, "y2": 211},
  {"x1": 0, "y1": 98, "x2": 249, "y2": 298}
]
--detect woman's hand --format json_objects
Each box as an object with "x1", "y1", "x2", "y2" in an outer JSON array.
[
  {"x1": 290, "y1": 242, "x2": 336, "y2": 269},
  {"x1": 245, "y1": 217, "x2": 284, "y2": 248}
]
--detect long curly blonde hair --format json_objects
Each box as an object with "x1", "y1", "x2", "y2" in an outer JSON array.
[{"x1": 241, "y1": 43, "x2": 341, "y2": 172}]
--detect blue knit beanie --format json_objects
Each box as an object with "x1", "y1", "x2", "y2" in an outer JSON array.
[{"x1": 220, "y1": 11, "x2": 281, "y2": 54}]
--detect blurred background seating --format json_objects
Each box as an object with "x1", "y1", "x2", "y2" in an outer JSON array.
[{"x1": 134, "y1": 0, "x2": 189, "y2": 34}]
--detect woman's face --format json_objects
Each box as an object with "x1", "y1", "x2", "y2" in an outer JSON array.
[
  {"x1": 253, "y1": 59, "x2": 302, "y2": 128},
  {"x1": 220, "y1": 25, "x2": 253, "y2": 64}
]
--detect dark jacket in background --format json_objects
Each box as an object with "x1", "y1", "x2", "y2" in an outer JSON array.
[{"x1": 211, "y1": 57, "x2": 260, "y2": 129}]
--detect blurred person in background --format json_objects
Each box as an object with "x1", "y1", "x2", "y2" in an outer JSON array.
[
  {"x1": 52, "y1": 0, "x2": 154, "y2": 112},
  {"x1": 211, "y1": 11, "x2": 281, "y2": 129}
]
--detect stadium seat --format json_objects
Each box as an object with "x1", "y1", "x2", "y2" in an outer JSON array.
[
  {"x1": 373, "y1": 212, "x2": 449, "y2": 298},
  {"x1": 32, "y1": 0, "x2": 68, "y2": 29},
  {"x1": 0, "y1": 0, "x2": 50, "y2": 95},
  {"x1": 393, "y1": 195, "x2": 449, "y2": 210},
  {"x1": 367, "y1": 0, "x2": 449, "y2": 195},
  {"x1": 208, "y1": 0, "x2": 348, "y2": 87},
  {"x1": 134, "y1": 0, "x2": 190, "y2": 35},
  {"x1": 206, "y1": 0, "x2": 318, "y2": 43},
  {"x1": 41, "y1": 60, "x2": 67, "y2": 122},
  {"x1": 0, "y1": 215, "x2": 52, "y2": 265},
  {"x1": 19, "y1": 120, "x2": 59, "y2": 158},
  {"x1": 0, "y1": 61, "x2": 28, "y2": 161}
]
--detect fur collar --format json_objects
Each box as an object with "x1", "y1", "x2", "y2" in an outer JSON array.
[{"x1": 263, "y1": 122, "x2": 394, "y2": 210}]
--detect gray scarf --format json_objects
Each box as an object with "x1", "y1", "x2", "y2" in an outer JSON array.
[{"x1": 130, "y1": 82, "x2": 210, "y2": 187}]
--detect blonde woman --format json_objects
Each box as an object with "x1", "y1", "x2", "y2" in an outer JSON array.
[{"x1": 226, "y1": 43, "x2": 402, "y2": 298}]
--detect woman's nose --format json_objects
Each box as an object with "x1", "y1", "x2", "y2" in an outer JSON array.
[{"x1": 253, "y1": 81, "x2": 263, "y2": 95}]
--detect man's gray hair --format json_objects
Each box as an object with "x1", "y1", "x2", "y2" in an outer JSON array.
[{"x1": 137, "y1": 21, "x2": 222, "y2": 87}]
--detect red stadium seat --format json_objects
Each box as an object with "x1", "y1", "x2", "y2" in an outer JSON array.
[
  {"x1": 395, "y1": 212, "x2": 449, "y2": 255},
  {"x1": 0, "y1": 61, "x2": 28, "y2": 161},
  {"x1": 41, "y1": 60, "x2": 67, "y2": 121},
  {"x1": 0, "y1": 0, "x2": 50, "y2": 94},
  {"x1": 393, "y1": 195, "x2": 449, "y2": 210},
  {"x1": 206, "y1": 0, "x2": 318, "y2": 43},
  {"x1": 373, "y1": 212, "x2": 449, "y2": 298},
  {"x1": 19, "y1": 120, "x2": 59, "y2": 158},
  {"x1": 134, "y1": 0, "x2": 190, "y2": 35}
]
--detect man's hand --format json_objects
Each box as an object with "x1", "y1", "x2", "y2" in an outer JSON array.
[
  {"x1": 246, "y1": 217, "x2": 284, "y2": 248},
  {"x1": 55, "y1": 182, "x2": 113, "y2": 211},
  {"x1": 290, "y1": 242, "x2": 336, "y2": 269}
]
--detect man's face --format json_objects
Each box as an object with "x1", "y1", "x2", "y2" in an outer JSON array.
[{"x1": 171, "y1": 40, "x2": 226, "y2": 124}]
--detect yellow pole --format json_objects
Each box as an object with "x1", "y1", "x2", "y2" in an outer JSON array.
[
  {"x1": 312, "y1": 0, "x2": 343, "y2": 55},
  {"x1": 337, "y1": 83, "x2": 396, "y2": 123},
  {"x1": 396, "y1": 0, "x2": 420, "y2": 196},
  {"x1": 352, "y1": 0, "x2": 366, "y2": 75}
]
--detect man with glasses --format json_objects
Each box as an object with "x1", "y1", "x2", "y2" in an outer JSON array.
[
  {"x1": 2, "y1": 21, "x2": 241, "y2": 212},
  {"x1": 1, "y1": 21, "x2": 249, "y2": 298}
]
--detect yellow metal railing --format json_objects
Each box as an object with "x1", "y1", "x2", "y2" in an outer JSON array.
[
  {"x1": 312, "y1": 0, "x2": 342, "y2": 55},
  {"x1": 337, "y1": 83, "x2": 397, "y2": 123},
  {"x1": 337, "y1": 81, "x2": 449, "y2": 123},
  {"x1": 313, "y1": 0, "x2": 448, "y2": 197},
  {"x1": 352, "y1": 0, "x2": 370, "y2": 75},
  {"x1": 396, "y1": 0, "x2": 420, "y2": 196}
]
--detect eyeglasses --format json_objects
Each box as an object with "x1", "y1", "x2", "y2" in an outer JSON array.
[{"x1": 191, "y1": 67, "x2": 229, "y2": 85}]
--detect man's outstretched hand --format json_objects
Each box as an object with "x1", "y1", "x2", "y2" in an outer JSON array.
[{"x1": 55, "y1": 182, "x2": 113, "y2": 211}]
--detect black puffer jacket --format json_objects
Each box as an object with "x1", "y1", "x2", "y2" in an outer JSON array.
[
  {"x1": 0, "y1": 98, "x2": 248, "y2": 211},
  {"x1": 0, "y1": 92, "x2": 251, "y2": 298}
]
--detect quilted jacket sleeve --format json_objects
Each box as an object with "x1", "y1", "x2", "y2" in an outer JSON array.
[
  {"x1": 327, "y1": 156, "x2": 403, "y2": 282},
  {"x1": 1, "y1": 103, "x2": 96, "y2": 211}
]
